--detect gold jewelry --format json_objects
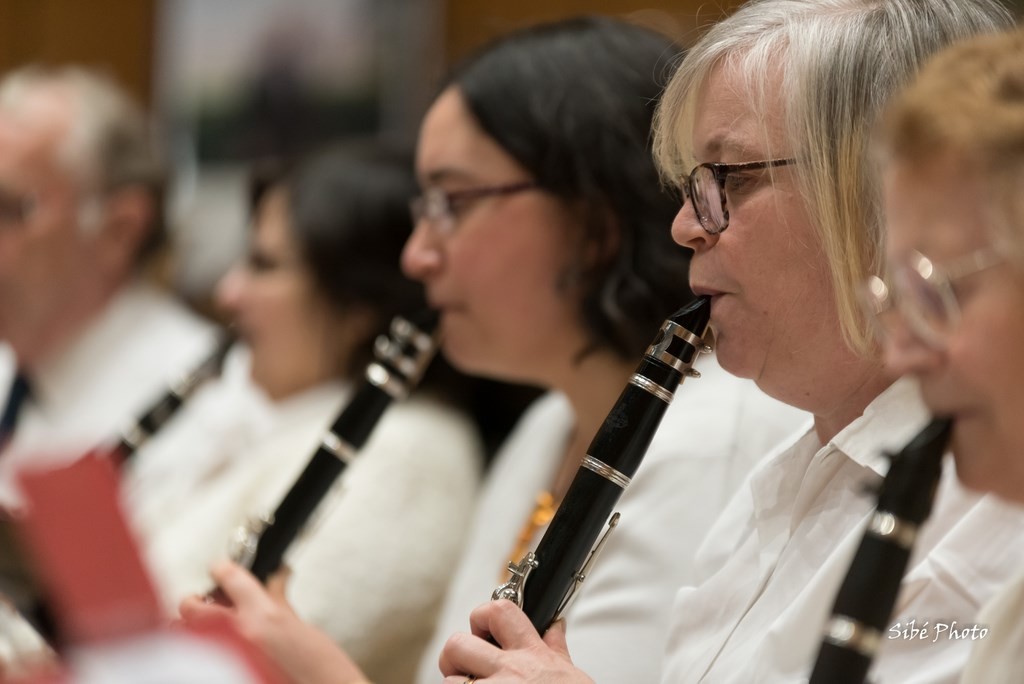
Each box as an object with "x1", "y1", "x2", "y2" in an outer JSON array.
[
  {"x1": 464, "y1": 677, "x2": 478, "y2": 684},
  {"x1": 502, "y1": 491, "x2": 556, "y2": 576}
]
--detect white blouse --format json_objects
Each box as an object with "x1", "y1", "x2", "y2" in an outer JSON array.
[
  {"x1": 125, "y1": 350, "x2": 483, "y2": 684},
  {"x1": 416, "y1": 353, "x2": 810, "y2": 683},
  {"x1": 961, "y1": 555, "x2": 1024, "y2": 682},
  {"x1": 661, "y1": 378, "x2": 1024, "y2": 683}
]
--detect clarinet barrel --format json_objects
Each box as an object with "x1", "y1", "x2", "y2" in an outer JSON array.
[
  {"x1": 809, "y1": 416, "x2": 952, "y2": 684},
  {"x1": 493, "y1": 296, "x2": 711, "y2": 635},
  {"x1": 243, "y1": 311, "x2": 438, "y2": 584}
]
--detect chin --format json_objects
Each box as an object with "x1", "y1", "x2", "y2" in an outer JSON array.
[
  {"x1": 249, "y1": 368, "x2": 276, "y2": 398},
  {"x1": 950, "y1": 453, "x2": 993, "y2": 495},
  {"x1": 440, "y1": 341, "x2": 490, "y2": 378},
  {"x1": 441, "y1": 342, "x2": 533, "y2": 385},
  {"x1": 712, "y1": 335, "x2": 758, "y2": 382},
  {"x1": 248, "y1": 356, "x2": 281, "y2": 396},
  {"x1": 950, "y1": 428, "x2": 1012, "y2": 498}
]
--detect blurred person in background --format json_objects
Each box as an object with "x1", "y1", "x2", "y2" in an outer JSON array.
[
  {"x1": 0, "y1": 65, "x2": 216, "y2": 509},
  {"x1": 124, "y1": 144, "x2": 483, "y2": 684},
  {"x1": 181, "y1": 16, "x2": 808, "y2": 684},
  {"x1": 875, "y1": 25, "x2": 1024, "y2": 684}
]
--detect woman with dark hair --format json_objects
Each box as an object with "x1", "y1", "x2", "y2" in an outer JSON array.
[
  {"x1": 435, "y1": 17, "x2": 695, "y2": 361},
  {"x1": 237, "y1": 147, "x2": 429, "y2": 385},
  {"x1": 181, "y1": 16, "x2": 805, "y2": 684},
  {"x1": 125, "y1": 144, "x2": 483, "y2": 684},
  {"x1": 403, "y1": 18, "x2": 805, "y2": 682}
]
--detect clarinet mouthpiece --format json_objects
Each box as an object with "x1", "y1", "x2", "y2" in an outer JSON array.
[
  {"x1": 669, "y1": 294, "x2": 712, "y2": 329},
  {"x1": 644, "y1": 296, "x2": 711, "y2": 378},
  {"x1": 399, "y1": 308, "x2": 440, "y2": 334}
]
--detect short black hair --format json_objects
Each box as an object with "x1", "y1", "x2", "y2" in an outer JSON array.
[
  {"x1": 252, "y1": 143, "x2": 423, "y2": 376},
  {"x1": 446, "y1": 16, "x2": 693, "y2": 358}
]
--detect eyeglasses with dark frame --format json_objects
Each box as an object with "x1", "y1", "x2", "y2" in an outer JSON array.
[
  {"x1": 861, "y1": 246, "x2": 1004, "y2": 349},
  {"x1": 680, "y1": 158, "x2": 796, "y2": 235},
  {"x1": 409, "y1": 181, "x2": 538, "y2": 235}
]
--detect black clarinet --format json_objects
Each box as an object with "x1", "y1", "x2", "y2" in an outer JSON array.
[
  {"x1": 808, "y1": 416, "x2": 953, "y2": 684},
  {"x1": 230, "y1": 312, "x2": 438, "y2": 584},
  {"x1": 113, "y1": 332, "x2": 235, "y2": 466},
  {"x1": 491, "y1": 296, "x2": 711, "y2": 635}
]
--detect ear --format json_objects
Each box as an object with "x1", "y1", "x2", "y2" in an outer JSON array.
[
  {"x1": 338, "y1": 301, "x2": 381, "y2": 348},
  {"x1": 562, "y1": 202, "x2": 622, "y2": 288},
  {"x1": 322, "y1": 300, "x2": 381, "y2": 377},
  {"x1": 93, "y1": 185, "x2": 156, "y2": 277},
  {"x1": 590, "y1": 214, "x2": 622, "y2": 268}
]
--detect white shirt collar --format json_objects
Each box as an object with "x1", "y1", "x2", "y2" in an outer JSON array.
[
  {"x1": 30, "y1": 281, "x2": 160, "y2": 414},
  {"x1": 827, "y1": 376, "x2": 930, "y2": 477}
]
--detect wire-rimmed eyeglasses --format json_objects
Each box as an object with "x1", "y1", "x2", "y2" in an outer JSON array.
[
  {"x1": 409, "y1": 181, "x2": 538, "y2": 235},
  {"x1": 861, "y1": 246, "x2": 1003, "y2": 349}
]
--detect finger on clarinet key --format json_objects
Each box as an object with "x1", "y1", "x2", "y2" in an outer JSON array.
[{"x1": 470, "y1": 599, "x2": 538, "y2": 647}]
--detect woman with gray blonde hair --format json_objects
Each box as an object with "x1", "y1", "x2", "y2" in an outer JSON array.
[{"x1": 439, "y1": 1, "x2": 1024, "y2": 683}]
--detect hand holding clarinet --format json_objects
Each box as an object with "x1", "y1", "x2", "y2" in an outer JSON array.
[
  {"x1": 442, "y1": 296, "x2": 711, "y2": 681},
  {"x1": 180, "y1": 312, "x2": 439, "y2": 683}
]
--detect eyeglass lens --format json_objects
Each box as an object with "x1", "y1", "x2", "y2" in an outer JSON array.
[
  {"x1": 410, "y1": 189, "x2": 451, "y2": 229},
  {"x1": 893, "y1": 259, "x2": 955, "y2": 345},
  {"x1": 692, "y1": 166, "x2": 726, "y2": 232}
]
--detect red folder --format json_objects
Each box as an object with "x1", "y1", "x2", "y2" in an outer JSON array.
[{"x1": 8, "y1": 452, "x2": 282, "y2": 684}]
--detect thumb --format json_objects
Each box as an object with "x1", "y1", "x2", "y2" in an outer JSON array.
[
  {"x1": 266, "y1": 565, "x2": 292, "y2": 603},
  {"x1": 542, "y1": 619, "x2": 571, "y2": 657},
  {"x1": 211, "y1": 560, "x2": 271, "y2": 612}
]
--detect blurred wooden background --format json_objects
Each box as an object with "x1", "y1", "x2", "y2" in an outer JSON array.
[{"x1": 0, "y1": 0, "x2": 747, "y2": 108}]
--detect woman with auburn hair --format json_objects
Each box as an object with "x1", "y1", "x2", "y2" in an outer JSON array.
[{"x1": 874, "y1": 25, "x2": 1024, "y2": 684}]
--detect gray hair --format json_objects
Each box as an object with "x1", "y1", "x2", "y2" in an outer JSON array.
[
  {"x1": 0, "y1": 65, "x2": 166, "y2": 259},
  {"x1": 653, "y1": 0, "x2": 1013, "y2": 354}
]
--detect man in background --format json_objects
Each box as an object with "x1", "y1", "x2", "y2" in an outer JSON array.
[{"x1": 0, "y1": 65, "x2": 215, "y2": 507}]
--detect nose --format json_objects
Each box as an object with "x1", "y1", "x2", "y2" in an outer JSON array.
[
  {"x1": 881, "y1": 312, "x2": 944, "y2": 377},
  {"x1": 214, "y1": 264, "x2": 246, "y2": 316},
  {"x1": 401, "y1": 221, "x2": 443, "y2": 282},
  {"x1": 671, "y1": 203, "x2": 718, "y2": 252}
]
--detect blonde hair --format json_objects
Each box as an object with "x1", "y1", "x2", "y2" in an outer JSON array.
[
  {"x1": 879, "y1": 27, "x2": 1024, "y2": 271},
  {"x1": 653, "y1": 0, "x2": 1012, "y2": 354}
]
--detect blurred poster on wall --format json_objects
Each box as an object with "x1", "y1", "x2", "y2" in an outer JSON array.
[{"x1": 153, "y1": 0, "x2": 443, "y2": 298}]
